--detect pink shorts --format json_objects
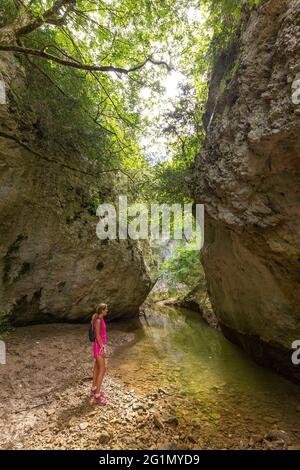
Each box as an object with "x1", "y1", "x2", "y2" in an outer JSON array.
[{"x1": 93, "y1": 341, "x2": 105, "y2": 359}]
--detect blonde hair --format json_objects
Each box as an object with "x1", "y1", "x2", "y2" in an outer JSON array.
[{"x1": 96, "y1": 303, "x2": 107, "y2": 314}]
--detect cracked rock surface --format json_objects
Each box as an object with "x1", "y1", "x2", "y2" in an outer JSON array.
[{"x1": 193, "y1": 0, "x2": 300, "y2": 381}]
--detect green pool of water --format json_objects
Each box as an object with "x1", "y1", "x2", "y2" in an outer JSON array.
[{"x1": 112, "y1": 304, "x2": 300, "y2": 435}]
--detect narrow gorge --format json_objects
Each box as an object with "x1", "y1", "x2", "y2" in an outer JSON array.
[{"x1": 0, "y1": 0, "x2": 300, "y2": 453}]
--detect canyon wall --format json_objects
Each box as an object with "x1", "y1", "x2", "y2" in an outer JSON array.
[
  {"x1": 0, "y1": 52, "x2": 152, "y2": 324},
  {"x1": 193, "y1": 0, "x2": 300, "y2": 382}
]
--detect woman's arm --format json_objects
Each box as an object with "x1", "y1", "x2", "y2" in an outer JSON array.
[{"x1": 95, "y1": 318, "x2": 104, "y2": 350}]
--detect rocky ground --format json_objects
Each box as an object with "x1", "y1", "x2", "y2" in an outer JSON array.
[{"x1": 0, "y1": 322, "x2": 300, "y2": 450}]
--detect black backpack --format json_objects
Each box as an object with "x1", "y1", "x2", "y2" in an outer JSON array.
[{"x1": 88, "y1": 317, "x2": 95, "y2": 342}]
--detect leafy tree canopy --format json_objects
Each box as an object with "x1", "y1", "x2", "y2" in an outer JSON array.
[{"x1": 0, "y1": 0, "x2": 260, "y2": 199}]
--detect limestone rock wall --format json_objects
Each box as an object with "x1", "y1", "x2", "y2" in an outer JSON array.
[
  {"x1": 193, "y1": 0, "x2": 300, "y2": 381},
  {"x1": 0, "y1": 52, "x2": 152, "y2": 324}
]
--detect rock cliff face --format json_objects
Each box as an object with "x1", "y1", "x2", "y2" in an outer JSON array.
[
  {"x1": 193, "y1": 0, "x2": 300, "y2": 382},
  {"x1": 0, "y1": 52, "x2": 152, "y2": 324}
]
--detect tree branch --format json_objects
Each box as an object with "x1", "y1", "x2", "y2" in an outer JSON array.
[
  {"x1": 0, "y1": 44, "x2": 172, "y2": 75},
  {"x1": 14, "y1": 0, "x2": 76, "y2": 36}
]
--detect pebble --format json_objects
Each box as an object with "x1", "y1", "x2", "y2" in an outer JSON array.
[
  {"x1": 132, "y1": 402, "x2": 145, "y2": 411},
  {"x1": 264, "y1": 416, "x2": 278, "y2": 424},
  {"x1": 251, "y1": 434, "x2": 264, "y2": 444},
  {"x1": 79, "y1": 422, "x2": 89, "y2": 431},
  {"x1": 14, "y1": 442, "x2": 24, "y2": 449},
  {"x1": 265, "y1": 429, "x2": 291, "y2": 445},
  {"x1": 287, "y1": 443, "x2": 300, "y2": 450},
  {"x1": 158, "y1": 440, "x2": 178, "y2": 450},
  {"x1": 164, "y1": 415, "x2": 179, "y2": 426},
  {"x1": 97, "y1": 431, "x2": 111, "y2": 445},
  {"x1": 153, "y1": 414, "x2": 164, "y2": 430}
]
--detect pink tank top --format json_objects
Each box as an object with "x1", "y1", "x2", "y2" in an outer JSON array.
[{"x1": 94, "y1": 317, "x2": 106, "y2": 345}]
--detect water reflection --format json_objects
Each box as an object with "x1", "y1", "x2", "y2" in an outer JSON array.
[{"x1": 111, "y1": 304, "x2": 300, "y2": 430}]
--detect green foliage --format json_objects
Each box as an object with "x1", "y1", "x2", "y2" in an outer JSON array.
[
  {"x1": 159, "y1": 241, "x2": 203, "y2": 289},
  {"x1": 0, "y1": 1, "x2": 18, "y2": 27},
  {"x1": 200, "y1": 0, "x2": 260, "y2": 68},
  {"x1": 1, "y1": 0, "x2": 199, "y2": 189},
  {"x1": 134, "y1": 0, "x2": 261, "y2": 204},
  {"x1": 158, "y1": 83, "x2": 205, "y2": 199},
  {"x1": 219, "y1": 60, "x2": 239, "y2": 94},
  {"x1": 0, "y1": 0, "x2": 261, "y2": 203}
]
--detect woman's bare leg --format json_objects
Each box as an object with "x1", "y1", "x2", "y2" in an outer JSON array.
[
  {"x1": 92, "y1": 360, "x2": 98, "y2": 389},
  {"x1": 95, "y1": 356, "x2": 106, "y2": 394}
]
